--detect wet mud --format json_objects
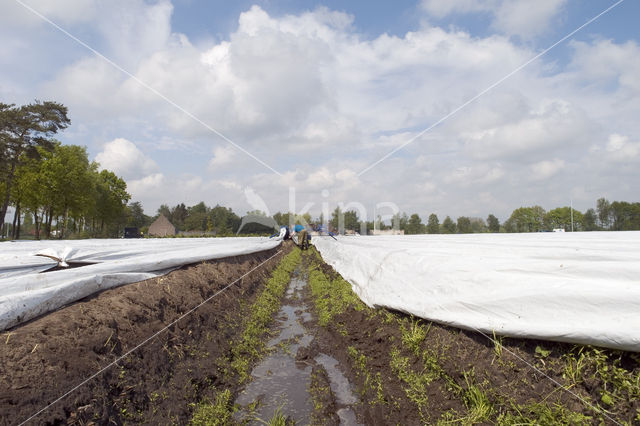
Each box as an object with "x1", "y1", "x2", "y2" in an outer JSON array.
[{"x1": 234, "y1": 264, "x2": 359, "y2": 425}]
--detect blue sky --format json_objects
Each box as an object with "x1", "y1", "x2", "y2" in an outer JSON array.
[{"x1": 1, "y1": 0, "x2": 639, "y2": 221}]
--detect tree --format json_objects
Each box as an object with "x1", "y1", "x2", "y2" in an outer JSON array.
[
  {"x1": 330, "y1": 206, "x2": 341, "y2": 231},
  {"x1": 487, "y1": 214, "x2": 500, "y2": 233},
  {"x1": 505, "y1": 206, "x2": 546, "y2": 232},
  {"x1": 11, "y1": 154, "x2": 45, "y2": 238},
  {"x1": 610, "y1": 201, "x2": 640, "y2": 231},
  {"x1": 390, "y1": 212, "x2": 408, "y2": 232},
  {"x1": 273, "y1": 211, "x2": 289, "y2": 226},
  {"x1": 545, "y1": 207, "x2": 583, "y2": 232},
  {"x1": 456, "y1": 216, "x2": 472, "y2": 234},
  {"x1": 441, "y1": 216, "x2": 456, "y2": 234},
  {"x1": 295, "y1": 213, "x2": 313, "y2": 225},
  {"x1": 157, "y1": 204, "x2": 171, "y2": 219},
  {"x1": 184, "y1": 211, "x2": 208, "y2": 231},
  {"x1": 184, "y1": 202, "x2": 209, "y2": 231},
  {"x1": 582, "y1": 208, "x2": 598, "y2": 231},
  {"x1": 170, "y1": 203, "x2": 188, "y2": 230},
  {"x1": 469, "y1": 217, "x2": 487, "y2": 233},
  {"x1": 126, "y1": 201, "x2": 150, "y2": 229},
  {"x1": 40, "y1": 144, "x2": 96, "y2": 237},
  {"x1": 343, "y1": 210, "x2": 360, "y2": 231},
  {"x1": 95, "y1": 169, "x2": 130, "y2": 235},
  {"x1": 209, "y1": 204, "x2": 240, "y2": 234},
  {"x1": 426, "y1": 213, "x2": 439, "y2": 234},
  {"x1": 406, "y1": 213, "x2": 424, "y2": 234},
  {"x1": 596, "y1": 198, "x2": 611, "y2": 230},
  {"x1": 190, "y1": 201, "x2": 208, "y2": 215},
  {"x1": 0, "y1": 101, "x2": 71, "y2": 234}
]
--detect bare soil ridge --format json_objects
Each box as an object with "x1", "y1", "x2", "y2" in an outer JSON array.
[{"x1": 0, "y1": 245, "x2": 289, "y2": 425}]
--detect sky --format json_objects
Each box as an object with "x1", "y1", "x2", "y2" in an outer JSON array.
[{"x1": 1, "y1": 0, "x2": 639, "y2": 222}]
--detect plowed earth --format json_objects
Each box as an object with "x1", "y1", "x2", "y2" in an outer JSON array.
[{"x1": 1, "y1": 245, "x2": 288, "y2": 425}]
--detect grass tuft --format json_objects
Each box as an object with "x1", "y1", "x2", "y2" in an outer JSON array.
[{"x1": 190, "y1": 389, "x2": 233, "y2": 426}]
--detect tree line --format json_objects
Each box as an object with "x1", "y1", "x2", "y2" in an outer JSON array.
[
  {"x1": 341, "y1": 198, "x2": 639, "y2": 235},
  {"x1": 1, "y1": 101, "x2": 131, "y2": 239},
  {"x1": 130, "y1": 205, "x2": 314, "y2": 236}
]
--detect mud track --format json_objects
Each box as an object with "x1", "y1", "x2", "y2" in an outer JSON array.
[{"x1": 0, "y1": 245, "x2": 290, "y2": 425}]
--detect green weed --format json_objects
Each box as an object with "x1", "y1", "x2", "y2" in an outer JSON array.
[
  {"x1": 460, "y1": 370, "x2": 493, "y2": 423},
  {"x1": 347, "y1": 346, "x2": 386, "y2": 404},
  {"x1": 390, "y1": 346, "x2": 435, "y2": 420},
  {"x1": 401, "y1": 318, "x2": 430, "y2": 357},
  {"x1": 257, "y1": 405, "x2": 293, "y2": 425},
  {"x1": 497, "y1": 401, "x2": 592, "y2": 425},
  {"x1": 492, "y1": 330, "x2": 504, "y2": 360},
  {"x1": 309, "y1": 369, "x2": 331, "y2": 425},
  {"x1": 307, "y1": 250, "x2": 364, "y2": 327},
  {"x1": 562, "y1": 350, "x2": 587, "y2": 386},
  {"x1": 190, "y1": 389, "x2": 233, "y2": 426}
]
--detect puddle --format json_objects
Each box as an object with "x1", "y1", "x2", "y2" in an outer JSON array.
[
  {"x1": 235, "y1": 267, "x2": 360, "y2": 425},
  {"x1": 267, "y1": 305, "x2": 312, "y2": 348},
  {"x1": 315, "y1": 353, "x2": 361, "y2": 426},
  {"x1": 234, "y1": 271, "x2": 314, "y2": 424},
  {"x1": 314, "y1": 354, "x2": 358, "y2": 406}
]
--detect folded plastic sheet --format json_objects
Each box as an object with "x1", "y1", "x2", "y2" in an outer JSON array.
[
  {"x1": 313, "y1": 232, "x2": 640, "y2": 352},
  {"x1": 0, "y1": 237, "x2": 282, "y2": 331}
]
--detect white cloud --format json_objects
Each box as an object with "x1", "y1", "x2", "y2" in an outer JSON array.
[
  {"x1": 529, "y1": 158, "x2": 565, "y2": 180},
  {"x1": 421, "y1": 0, "x2": 494, "y2": 18},
  {"x1": 461, "y1": 99, "x2": 592, "y2": 162},
  {"x1": 208, "y1": 146, "x2": 237, "y2": 169},
  {"x1": 492, "y1": 0, "x2": 566, "y2": 39},
  {"x1": 0, "y1": 0, "x2": 97, "y2": 27},
  {"x1": 603, "y1": 134, "x2": 640, "y2": 163},
  {"x1": 95, "y1": 138, "x2": 158, "y2": 180},
  {"x1": 569, "y1": 39, "x2": 640, "y2": 94},
  {"x1": 444, "y1": 164, "x2": 505, "y2": 186},
  {"x1": 421, "y1": 0, "x2": 567, "y2": 39}
]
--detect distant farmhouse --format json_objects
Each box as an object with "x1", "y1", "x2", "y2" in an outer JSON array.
[{"x1": 148, "y1": 215, "x2": 176, "y2": 237}]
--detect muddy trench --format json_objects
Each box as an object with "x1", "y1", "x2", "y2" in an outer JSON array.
[{"x1": 233, "y1": 260, "x2": 360, "y2": 425}]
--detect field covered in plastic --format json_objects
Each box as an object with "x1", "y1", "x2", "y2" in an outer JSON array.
[
  {"x1": 0, "y1": 237, "x2": 281, "y2": 331},
  {"x1": 314, "y1": 231, "x2": 640, "y2": 351}
]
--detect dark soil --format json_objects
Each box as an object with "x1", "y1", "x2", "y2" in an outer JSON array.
[{"x1": 0, "y1": 245, "x2": 290, "y2": 426}]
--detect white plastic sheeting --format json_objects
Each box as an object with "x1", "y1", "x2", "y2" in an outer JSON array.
[
  {"x1": 313, "y1": 232, "x2": 640, "y2": 351},
  {"x1": 0, "y1": 237, "x2": 282, "y2": 331}
]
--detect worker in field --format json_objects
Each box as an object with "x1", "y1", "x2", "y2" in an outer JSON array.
[{"x1": 293, "y1": 224, "x2": 309, "y2": 250}]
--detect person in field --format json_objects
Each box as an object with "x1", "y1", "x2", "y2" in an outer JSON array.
[{"x1": 293, "y1": 224, "x2": 309, "y2": 250}]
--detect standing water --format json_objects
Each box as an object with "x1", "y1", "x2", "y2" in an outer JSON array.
[{"x1": 234, "y1": 266, "x2": 360, "y2": 425}]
